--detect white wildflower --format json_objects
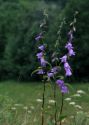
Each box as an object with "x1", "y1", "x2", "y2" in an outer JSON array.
[
  {"x1": 77, "y1": 111, "x2": 83, "y2": 114},
  {"x1": 73, "y1": 94, "x2": 81, "y2": 97},
  {"x1": 47, "y1": 105, "x2": 51, "y2": 109},
  {"x1": 33, "y1": 118, "x2": 37, "y2": 122},
  {"x1": 70, "y1": 116, "x2": 74, "y2": 119},
  {"x1": 77, "y1": 90, "x2": 85, "y2": 94},
  {"x1": 75, "y1": 105, "x2": 82, "y2": 109},
  {"x1": 69, "y1": 102, "x2": 76, "y2": 105},
  {"x1": 36, "y1": 99, "x2": 42, "y2": 102},
  {"x1": 23, "y1": 106, "x2": 28, "y2": 110},
  {"x1": 65, "y1": 98, "x2": 71, "y2": 101},
  {"x1": 14, "y1": 103, "x2": 23, "y2": 106},
  {"x1": 30, "y1": 106, "x2": 35, "y2": 110},
  {"x1": 49, "y1": 100, "x2": 55, "y2": 104},
  {"x1": 28, "y1": 110, "x2": 31, "y2": 114},
  {"x1": 11, "y1": 107, "x2": 16, "y2": 110}
]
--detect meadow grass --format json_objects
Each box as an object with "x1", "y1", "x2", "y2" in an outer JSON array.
[{"x1": 0, "y1": 81, "x2": 89, "y2": 125}]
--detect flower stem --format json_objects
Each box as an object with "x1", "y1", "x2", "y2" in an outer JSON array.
[
  {"x1": 41, "y1": 80, "x2": 46, "y2": 125},
  {"x1": 54, "y1": 83, "x2": 57, "y2": 125},
  {"x1": 59, "y1": 93, "x2": 64, "y2": 125}
]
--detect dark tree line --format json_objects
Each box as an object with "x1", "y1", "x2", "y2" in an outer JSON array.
[{"x1": 0, "y1": 0, "x2": 89, "y2": 81}]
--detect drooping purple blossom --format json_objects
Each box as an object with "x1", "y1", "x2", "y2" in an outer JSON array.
[
  {"x1": 35, "y1": 33, "x2": 42, "y2": 41},
  {"x1": 51, "y1": 66, "x2": 59, "y2": 75},
  {"x1": 40, "y1": 58, "x2": 47, "y2": 67},
  {"x1": 65, "y1": 42, "x2": 73, "y2": 50},
  {"x1": 68, "y1": 49, "x2": 75, "y2": 56},
  {"x1": 56, "y1": 79, "x2": 68, "y2": 93},
  {"x1": 64, "y1": 62, "x2": 72, "y2": 76},
  {"x1": 65, "y1": 68, "x2": 72, "y2": 76},
  {"x1": 65, "y1": 42, "x2": 75, "y2": 57},
  {"x1": 38, "y1": 45, "x2": 45, "y2": 51},
  {"x1": 61, "y1": 86, "x2": 69, "y2": 93},
  {"x1": 47, "y1": 72, "x2": 54, "y2": 78},
  {"x1": 60, "y1": 55, "x2": 67, "y2": 63},
  {"x1": 36, "y1": 52, "x2": 43, "y2": 59},
  {"x1": 64, "y1": 62, "x2": 71, "y2": 69},
  {"x1": 56, "y1": 79, "x2": 64, "y2": 87}
]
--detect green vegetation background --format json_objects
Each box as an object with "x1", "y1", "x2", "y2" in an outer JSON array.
[{"x1": 0, "y1": 0, "x2": 89, "y2": 81}]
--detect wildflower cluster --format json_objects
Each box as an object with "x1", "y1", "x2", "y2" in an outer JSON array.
[
  {"x1": 35, "y1": 14, "x2": 77, "y2": 94},
  {"x1": 34, "y1": 11, "x2": 78, "y2": 125},
  {"x1": 36, "y1": 44, "x2": 47, "y2": 71}
]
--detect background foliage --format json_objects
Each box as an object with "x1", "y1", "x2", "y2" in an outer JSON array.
[{"x1": 0, "y1": 0, "x2": 89, "y2": 81}]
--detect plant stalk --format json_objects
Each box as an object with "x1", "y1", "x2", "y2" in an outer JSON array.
[
  {"x1": 54, "y1": 83, "x2": 57, "y2": 125},
  {"x1": 41, "y1": 80, "x2": 46, "y2": 125},
  {"x1": 59, "y1": 93, "x2": 64, "y2": 125}
]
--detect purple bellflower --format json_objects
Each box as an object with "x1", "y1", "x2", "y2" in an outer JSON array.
[
  {"x1": 51, "y1": 66, "x2": 59, "y2": 75},
  {"x1": 61, "y1": 86, "x2": 68, "y2": 93},
  {"x1": 64, "y1": 62, "x2": 72, "y2": 76},
  {"x1": 65, "y1": 42, "x2": 75, "y2": 57},
  {"x1": 56, "y1": 79, "x2": 68, "y2": 93},
  {"x1": 65, "y1": 68, "x2": 72, "y2": 76},
  {"x1": 35, "y1": 33, "x2": 42, "y2": 41},
  {"x1": 47, "y1": 72, "x2": 54, "y2": 78},
  {"x1": 56, "y1": 79, "x2": 64, "y2": 87},
  {"x1": 38, "y1": 45, "x2": 45, "y2": 51},
  {"x1": 65, "y1": 42, "x2": 73, "y2": 50},
  {"x1": 68, "y1": 49, "x2": 75, "y2": 56},
  {"x1": 36, "y1": 52, "x2": 43, "y2": 59},
  {"x1": 60, "y1": 55, "x2": 67, "y2": 63},
  {"x1": 40, "y1": 58, "x2": 47, "y2": 67}
]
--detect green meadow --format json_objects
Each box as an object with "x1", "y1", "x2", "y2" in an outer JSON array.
[{"x1": 0, "y1": 81, "x2": 89, "y2": 125}]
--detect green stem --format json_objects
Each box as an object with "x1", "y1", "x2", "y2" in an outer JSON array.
[
  {"x1": 42, "y1": 80, "x2": 46, "y2": 125},
  {"x1": 54, "y1": 83, "x2": 57, "y2": 125},
  {"x1": 59, "y1": 93, "x2": 64, "y2": 125}
]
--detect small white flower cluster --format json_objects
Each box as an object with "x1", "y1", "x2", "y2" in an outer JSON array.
[
  {"x1": 73, "y1": 93, "x2": 81, "y2": 97},
  {"x1": 23, "y1": 106, "x2": 28, "y2": 110},
  {"x1": 11, "y1": 107, "x2": 16, "y2": 110},
  {"x1": 14, "y1": 103, "x2": 23, "y2": 107},
  {"x1": 48, "y1": 99, "x2": 55, "y2": 104},
  {"x1": 64, "y1": 89, "x2": 86, "y2": 110},
  {"x1": 65, "y1": 97, "x2": 71, "y2": 101},
  {"x1": 36, "y1": 99, "x2": 42, "y2": 102},
  {"x1": 77, "y1": 90, "x2": 86, "y2": 94}
]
